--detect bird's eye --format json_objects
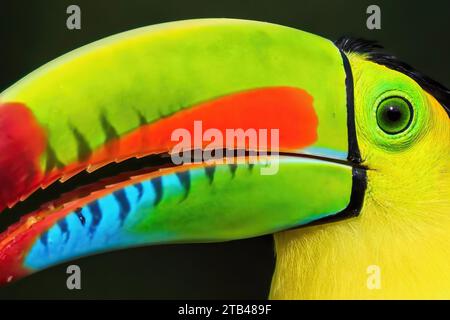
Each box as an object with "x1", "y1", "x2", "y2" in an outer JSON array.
[{"x1": 376, "y1": 96, "x2": 413, "y2": 134}]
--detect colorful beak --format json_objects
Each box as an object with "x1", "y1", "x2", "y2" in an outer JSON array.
[{"x1": 0, "y1": 19, "x2": 365, "y2": 284}]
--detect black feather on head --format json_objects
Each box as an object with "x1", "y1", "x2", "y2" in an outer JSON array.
[{"x1": 335, "y1": 37, "x2": 450, "y2": 117}]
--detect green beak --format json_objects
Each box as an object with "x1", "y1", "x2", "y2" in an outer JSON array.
[{"x1": 0, "y1": 19, "x2": 366, "y2": 282}]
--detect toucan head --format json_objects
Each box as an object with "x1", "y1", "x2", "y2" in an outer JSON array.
[
  {"x1": 0, "y1": 19, "x2": 448, "y2": 291},
  {"x1": 272, "y1": 39, "x2": 450, "y2": 299},
  {"x1": 341, "y1": 38, "x2": 450, "y2": 211}
]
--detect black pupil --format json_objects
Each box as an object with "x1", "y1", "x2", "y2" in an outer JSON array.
[{"x1": 384, "y1": 105, "x2": 402, "y2": 122}]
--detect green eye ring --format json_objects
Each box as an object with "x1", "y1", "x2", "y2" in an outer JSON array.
[{"x1": 376, "y1": 96, "x2": 414, "y2": 134}]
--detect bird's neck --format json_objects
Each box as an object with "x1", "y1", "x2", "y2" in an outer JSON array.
[{"x1": 269, "y1": 203, "x2": 450, "y2": 299}]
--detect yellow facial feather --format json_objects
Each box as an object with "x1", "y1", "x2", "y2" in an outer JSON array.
[{"x1": 271, "y1": 55, "x2": 450, "y2": 299}]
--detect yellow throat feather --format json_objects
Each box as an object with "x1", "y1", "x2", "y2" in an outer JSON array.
[{"x1": 270, "y1": 51, "x2": 450, "y2": 300}]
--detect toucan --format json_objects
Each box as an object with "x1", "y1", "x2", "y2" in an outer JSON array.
[{"x1": 0, "y1": 19, "x2": 448, "y2": 299}]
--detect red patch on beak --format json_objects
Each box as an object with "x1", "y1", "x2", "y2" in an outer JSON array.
[
  {"x1": 0, "y1": 102, "x2": 46, "y2": 211},
  {"x1": 91, "y1": 86, "x2": 318, "y2": 164}
]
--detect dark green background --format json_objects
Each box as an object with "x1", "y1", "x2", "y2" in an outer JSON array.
[{"x1": 0, "y1": 0, "x2": 449, "y2": 299}]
